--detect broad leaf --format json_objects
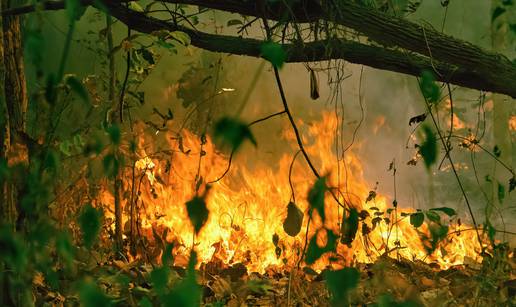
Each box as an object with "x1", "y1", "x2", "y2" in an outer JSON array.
[
  {"x1": 409, "y1": 212, "x2": 424, "y2": 228},
  {"x1": 430, "y1": 207, "x2": 456, "y2": 217},
  {"x1": 186, "y1": 196, "x2": 209, "y2": 234},
  {"x1": 214, "y1": 117, "x2": 257, "y2": 152},
  {"x1": 283, "y1": 202, "x2": 303, "y2": 237}
]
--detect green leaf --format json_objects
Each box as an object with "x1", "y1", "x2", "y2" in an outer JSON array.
[
  {"x1": 492, "y1": 6, "x2": 506, "y2": 21},
  {"x1": 78, "y1": 204, "x2": 102, "y2": 249},
  {"x1": 260, "y1": 41, "x2": 287, "y2": 69},
  {"x1": 138, "y1": 298, "x2": 153, "y2": 307},
  {"x1": 420, "y1": 125, "x2": 437, "y2": 169},
  {"x1": 170, "y1": 31, "x2": 191, "y2": 46},
  {"x1": 305, "y1": 228, "x2": 337, "y2": 264},
  {"x1": 151, "y1": 266, "x2": 170, "y2": 295},
  {"x1": 283, "y1": 202, "x2": 303, "y2": 237},
  {"x1": 65, "y1": 0, "x2": 87, "y2": 22},
  {"x1": 45, "y1": 73, "x2": 57, "y2": 104},
  {"x1": 325, "y1": 268, "x2": 360, "y2": 304},
  {"x1": 186, "y1": 196, "x2": 209, "y2": 234},
  {"x1": 59, "y1": 140, "x2": 73, "y2": 156},
  {"x1": 103, "y1": 153, "x2": 119, "y2": 178},
  {"x1": 128, "y1": 1, "x2": 145, "y2": 12},
  {"x1": 425, "y1": 210, "x2": 441, "y2": 223},
  {"x1": 65, "y1": 75, "x2": 90, "y2": 104},
  {"x1": 409, "y1": 212, "x2": 424, "y2": 228},
  {"x1": 56, "y1": 232, "x2": 75, "y2": 269},
  {"x1": 429, "y1": 207, "x2": 456, "y2": 217},
  {"x1": 340, "y1": 208, "x2": 359, "y2": 247},
  {"x1": 79, "y1": 281, "x2": 112, "y2": 307},
  {"x1": 227, "y1": 19, "x2": 243, "y2": 27},
  {"x1": 493, "y1": 145, "x2": 501, "y2": 158},
  {"x1": 497, "y1": 181, "x2": 506, "y2": 204},
  {"x1": 307, "y1": 177, "x2": 327, "y2": 222},
  {"x1": 214, "y1": 117, "x2": 257, "y2": 152},
  {"x1": 509, "y1": 176, "x2": 515, "y2": 193},
  {"x1": 419, "y1": 70, "x2": 440, "y2": 103},
  {"x1": 107, "y1": 124, "x2": 121, "y2": 145},
  {"x1": 163, "y1": 251, "x2": 200, "y2": 307}
]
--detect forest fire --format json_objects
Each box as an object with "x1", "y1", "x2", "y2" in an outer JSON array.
[{"x1": 102, "y1": 113, "x2": 483, "y2": 273}]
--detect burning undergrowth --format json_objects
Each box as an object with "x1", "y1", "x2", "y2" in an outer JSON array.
[{"x1": 99, "y1": 112, "x2": 485, "y2": 273}]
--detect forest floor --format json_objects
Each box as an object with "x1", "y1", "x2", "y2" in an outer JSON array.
[{"x1": 33, "y1": 248, "x2": 515, "y2": 306}]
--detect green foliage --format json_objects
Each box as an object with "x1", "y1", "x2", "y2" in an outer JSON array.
[
  {"x1": 0, "y1": 226, "x2": 27, "y2": 271},
  {"x1": 492, "y1": 6, "x2": 506, "y2": 22},
  {"x1": 305, "y1": 228, "x2": 337, "y2": 264},
  {"x1": 260, "y1": 41, "x2": 287, "y2": 68},
  {"x1": 214, "y1": 117, "x2": 257, "y2": 152},
  {"x1": 419, "y1": 70, "x2": 440, "y2": 103},
  {"x1": 308, "y1": 177, "x2": 327, "y2": 222},
  {"x1": 79, "y1": 281, "x2": 112, "y2": 307},
  {"x1": 419, "y1": 125, "x2": 437, "y2": 169},
  {"x1": 107, "y1": 124, "x2": 121, "y2": 145},
  {"x1": 186, "y1": 195, "x2": 210, "y2": 234},
  {"x1": 65, "y1": 75, "x2": 90, "y2": 104},
  {"x1": 283, "y1": 202, "x2": 303, "y2": 237},
  {"x1": 409, "y1": 211, "x2": 424, "y2": 228},
  {"x1": 340, "y1": 208, "x2": 359, "y2": 247},
  {"x1": 128, "y1": 1, "x2": 145, "y2": 12},
  {"x1": 162, "y1": 251, "x2": 201, "y2": 307},
  {"x1": 65, "y1": 0, "x2": 87, "y2": 22},
  {"x1": 103, "y1": 153, "x2": 119, "y2": 178},
  {"x1": 429, "y1": 207, "x2": 456, "y2": 217},
  {"x1": 151, "y1": 266, "x2": 171, "y2": 295},
  {"x1": 78, "y1": 204, "x2": 103, "y2": 249},
  {"x1": 325, "y1": 267, "x2": 360, "y2": 305}
]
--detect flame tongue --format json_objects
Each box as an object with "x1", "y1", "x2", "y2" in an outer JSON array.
[{"x1": 105, "y1": 112, "x2": 483, "y2": 272}]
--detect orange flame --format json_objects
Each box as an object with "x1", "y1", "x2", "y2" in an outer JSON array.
[{"x1": 103, "y1": 112, "x2": 483, "y2": 272}]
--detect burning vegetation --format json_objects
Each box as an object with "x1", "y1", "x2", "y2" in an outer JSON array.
[{"x1": 0, "y1": 0, "x2": 515, "y2": 306}]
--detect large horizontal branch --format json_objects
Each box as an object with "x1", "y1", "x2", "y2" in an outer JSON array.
[
  {"x1": 101, "y1": 2, "x2": 508, "y2": 96},
  {"x1": 4, "y1": 0, "x2": 516, "y2": 97},
  {"x1": 161, "y1": 0, "x2": 516, "y2": 94}
]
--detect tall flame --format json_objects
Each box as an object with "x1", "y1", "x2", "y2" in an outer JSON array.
[{"x1": 103, "y1": 112, "x2": 483, "y2": 272}]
